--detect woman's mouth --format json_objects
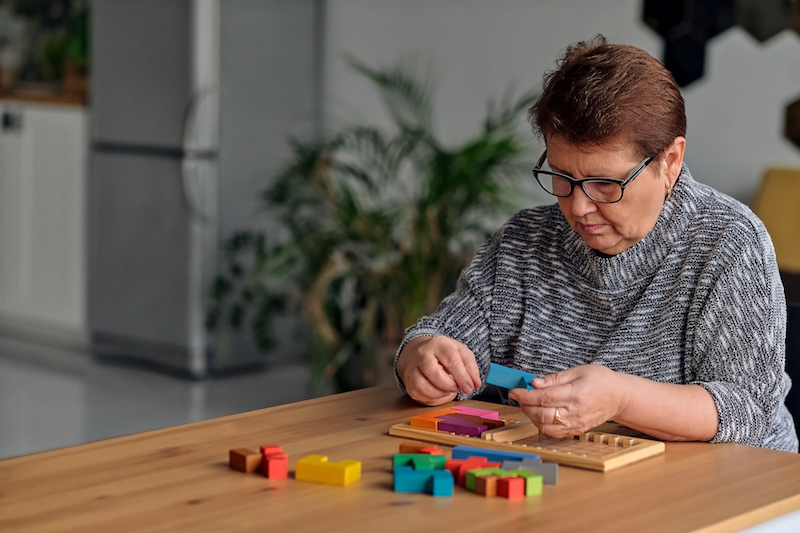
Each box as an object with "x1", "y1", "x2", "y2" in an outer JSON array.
[{"x1": 579, "y1": 223, "x2": 605, "y2": 234}]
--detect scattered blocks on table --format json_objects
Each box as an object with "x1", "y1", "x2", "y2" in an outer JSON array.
[
  {"x1": 295, "y1": 454, "x2": 361, "y2": 486},
  {"x1": 486, "y1": 362, "x2": 537, "y2": 390},
  {"x1": 497, "y1": 476, "x2": 525, "y2": 499},
  {"x1": 452, "y1": 445, "x2": 541, "y2": 464},
  {"x1": 229, "y1": 448, "x2": 261, "y2": 473}
]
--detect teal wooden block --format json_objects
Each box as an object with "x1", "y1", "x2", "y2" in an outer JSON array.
[{"x1": 486, "y1": 362, "x2": 537, "y2": 390}]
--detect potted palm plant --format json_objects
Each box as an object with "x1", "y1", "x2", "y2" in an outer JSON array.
[{"x1": 207, "y1": 57, "x2": 540, "y2": 394}]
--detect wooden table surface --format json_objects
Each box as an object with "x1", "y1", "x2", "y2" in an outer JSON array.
[{"x1": 2, "y1": 385, "x2": 800, "y2": 533}]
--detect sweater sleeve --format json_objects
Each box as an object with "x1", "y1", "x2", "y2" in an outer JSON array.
[
  {"x1": 689, "y1": 224, "x2": 787, "y2": 446},
  {"x1": 392, "y1": 227, "x2": 503, "y2": 398}
]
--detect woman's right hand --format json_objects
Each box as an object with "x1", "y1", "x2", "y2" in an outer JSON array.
[{"x1": 396, "y1": 335, "x2": 482, "y2": 405}]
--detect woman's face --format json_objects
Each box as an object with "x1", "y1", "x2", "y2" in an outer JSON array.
[{"x1": 547, "y1": 136, "x2": 684, "y2": 256}]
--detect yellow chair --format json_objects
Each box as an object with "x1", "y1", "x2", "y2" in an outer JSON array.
[{"x1": 753, "y1": 167, "x2": 800, "y2": 274}]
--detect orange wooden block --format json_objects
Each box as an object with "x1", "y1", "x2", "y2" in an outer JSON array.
[
  {"x1": 497, "y1": 476, "x2": 524, "y2": 499},
  {"x1": 475, "y1": 475, "x2": 498, "y2": 497},
  {"x1": 229, "y1": 448, "x2": 261, "y2": 473},
  {"x1": 409, "y1": 408, "x2": 458, "y2": 430}
]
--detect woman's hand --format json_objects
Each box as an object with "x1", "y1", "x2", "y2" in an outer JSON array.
[
  {"x1": 396, "y1": 335, "x2": 482, "y2": 406},
  {"x1": 508, "y1": 364, "x2": 629, "y2": 437}
]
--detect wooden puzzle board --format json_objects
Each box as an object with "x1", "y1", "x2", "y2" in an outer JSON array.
[{"x1": 389, "y1": 419, "x2": 665, "y2": 472}]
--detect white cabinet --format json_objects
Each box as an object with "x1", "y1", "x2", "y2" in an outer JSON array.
[{"x1": 0, "y1": 101, "x2": 88, "y2": 339}]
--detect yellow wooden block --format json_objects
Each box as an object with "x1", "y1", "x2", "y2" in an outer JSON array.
[{"x1": 295, "y1": 454, "x2": 361, "y2": 486}]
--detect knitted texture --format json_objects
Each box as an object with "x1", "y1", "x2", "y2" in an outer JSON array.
[{"x1": 396, "y1": 166, "x2": 798, "y2": 452}]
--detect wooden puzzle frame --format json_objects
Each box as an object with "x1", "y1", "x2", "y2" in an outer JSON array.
[{"x1": 389, "y1": 418, "x2": 665, "y2": 472}]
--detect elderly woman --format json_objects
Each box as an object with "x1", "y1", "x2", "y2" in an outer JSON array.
[{"x1": 394, "y1": 36, "x2": 798, "y2": 452}]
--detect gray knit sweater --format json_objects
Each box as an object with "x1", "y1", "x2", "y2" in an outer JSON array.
[{"x1": 397, "y1": 166, "x2": 798, "y2": 452}]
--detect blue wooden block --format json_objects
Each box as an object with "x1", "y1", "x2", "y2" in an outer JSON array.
[
  {"x1": 430, "y1": 470, "x2": 454, "y2": 497},
  {"x1": 486, "y1": 363, "x2": 537, "y2": 390},
  {"x1": 452, "y1": 445, "x2": 540, "y2": 463},
  {"x1": 393, "y1": 466, "x2": 454, "y2": 497}
]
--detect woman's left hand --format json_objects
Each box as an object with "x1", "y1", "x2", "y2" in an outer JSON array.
[{"x1": 508, "y1": 364, "x2": 630, "y2": 437}]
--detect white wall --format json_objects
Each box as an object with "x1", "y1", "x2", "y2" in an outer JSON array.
[{"x1": 324, "y1": 0, "x2": 800, "y2": 206}]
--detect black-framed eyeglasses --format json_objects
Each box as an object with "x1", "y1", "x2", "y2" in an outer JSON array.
[{"x1": 532, "y1": 150, "x2": 654, "y2": 204}]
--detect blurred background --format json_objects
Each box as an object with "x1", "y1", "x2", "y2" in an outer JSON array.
[{"x1": 1, "y1": 0, "x2": 799, "y2": 460}]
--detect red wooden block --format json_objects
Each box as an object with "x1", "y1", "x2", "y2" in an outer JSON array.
[
  {"x1": 418, "y1": 447, "x2": 444, "y2": 455},
  {"x1": 457, "y1": 457, "x2": 501, "y2": 487},
  {"x1": 260, "y1": 444, "x2": 283, "y2": 456},
  {"x1": 263, "y1": 452, "x2": 288, "y2": 479},
  {"x1": 497, "y1": 476, "x2": 525, "y2": 499},
  {"x1": 229, "y1": 448, "x2": 261, "y2": 473},
  {"x1": 445, "y1": 459, "x2": 464, "y2": 479}
]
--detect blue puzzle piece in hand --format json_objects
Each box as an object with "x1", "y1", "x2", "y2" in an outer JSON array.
[{"x1": 486, "y1": 363, "x2": 537, "y2": 390}]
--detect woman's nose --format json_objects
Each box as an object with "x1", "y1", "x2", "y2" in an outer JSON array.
[{"x1": 568, "y1": 185, "x2": 598, "y2": 217}]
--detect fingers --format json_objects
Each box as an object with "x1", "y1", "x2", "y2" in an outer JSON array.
[
  {"x1": 417, "y1": 337, "x2": 481, "y2": 395},
  {"x1": 399, "y1": 336, "x2": 482, "y2": 404}
]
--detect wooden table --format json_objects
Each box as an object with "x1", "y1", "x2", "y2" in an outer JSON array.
[{"x1": 2, "y1": 385, "x2": 800, "y2": 532}]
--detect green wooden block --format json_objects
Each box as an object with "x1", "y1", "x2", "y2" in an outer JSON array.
[
  {"x1": 513, "y1": 470, "x2": 543, "y2": 496},
  {"x1": 410, "y1": 454, "x2": 446, "y2": 470}
]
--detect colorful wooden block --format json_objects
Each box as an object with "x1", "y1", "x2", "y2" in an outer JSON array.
[
  {"x1": 260, "y1": 444, "x2": 283, "y2": 456},
  {"x1": 465, "y1": 467, "x2": 505, "y2": 492},
  {"x1": 263, "y1": 452, "x2": 288, "y2": 479},
  {"x1": 398, "y1": 441, "x2": 433, "y2": 454},
  {"x1": 486, "y1": 362, "x2": 537, "y2": 390},
  {"x1": 445, "y1": 413, "x2": 506, "y2": 429},
  {"x1": 475, "y1": 474, "x2": 499, "y2": 497},
  {"x1": 409, "y1": 408, "x2": 458, "y2": 430},
  {"x1": 497, "y1": 476, "x2": 525, "y2": 499},
  {"x1": 393, "y1": 466, "x2": 454, "y2": 497},
  {"x1": 295, "y1": 454, "x2": 361, "y2": 486},
  {"x1": 229, "y1": 448, "x2": 261, "y2": 473},
  {"x1": 503, "y1": 459, "x2": 558, "y2": 484},
  {"x1": 457, "y1": 457, "x2": 501, "y2": 486},
  {"x1": 418, "y1": 447, "x2": 443, "y2": 455},
  {"x1": 513, "y1": 470, "x2": 543, "y2": 496},
  {"x1": 436, "y1": 416, "x2": 488, "y2": 437},
  {"x1": 452, "y1": 445, "x2": 541, "y2": 463},
  {"x1": 393, "y1": 453, "x2": 446, "y2": 470},
  {"x1": 452, "y1": 406, "x2": 500, "y2": 420}
]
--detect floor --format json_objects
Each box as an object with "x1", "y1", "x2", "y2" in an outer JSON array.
[{"x1": 0, "y1": 334, "x2": 313, "y2": 460}]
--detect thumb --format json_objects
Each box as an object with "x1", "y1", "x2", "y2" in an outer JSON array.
[{"x1": 531, "y1": 371, "x2": 562, "y2": 389}]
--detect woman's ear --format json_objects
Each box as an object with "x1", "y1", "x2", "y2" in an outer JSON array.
[{"x1": 663, "y1": 136, "x2": 686, "y2": 186}]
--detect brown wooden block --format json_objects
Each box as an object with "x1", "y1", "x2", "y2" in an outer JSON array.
[
  {"x1": 399, "y1": 441, "x2": 432, "y2": 454},
  {"x1": 229, "y1": 448, "x2": 261, "y2": 473},
  {"x1": 475, "y1": 475, "x2": 498, "y2": 497}
]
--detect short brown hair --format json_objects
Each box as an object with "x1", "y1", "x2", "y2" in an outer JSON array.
[{"x1": 529, "y1": 35, "x2": 686, "y2": 162}]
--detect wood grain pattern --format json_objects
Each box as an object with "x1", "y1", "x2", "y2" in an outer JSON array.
[{"x1": 1, "y1": 386, "x2": 800, "y2": 533}]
